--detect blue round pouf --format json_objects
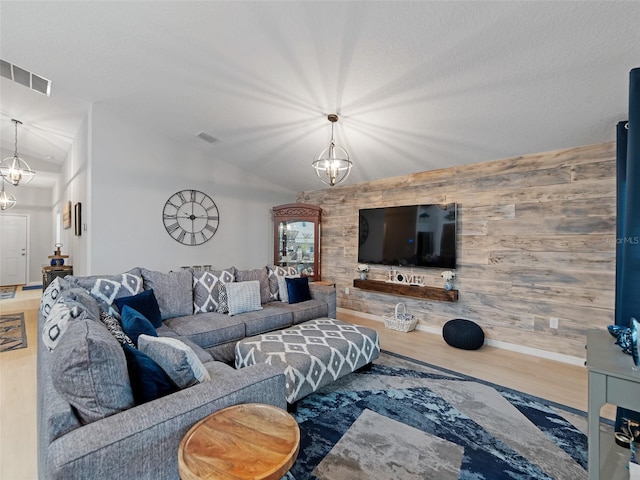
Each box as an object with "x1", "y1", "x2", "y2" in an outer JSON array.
[{"x1": 442, "y1": 319, "x2": 484, "y2": 350}]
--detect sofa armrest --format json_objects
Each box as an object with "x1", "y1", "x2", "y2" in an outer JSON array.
[
  {"x1": 309, "y1": 283, "x2": 337, "y2": 319},
  {"x1": 43, "y1": 363, "x2": 285, "y2": 480}
]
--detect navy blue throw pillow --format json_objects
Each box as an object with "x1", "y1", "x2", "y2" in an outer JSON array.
[
  {"x1": 115, "y1": 289, "x2": 162, "y2": 328},
  {"x1": 286, "y1": 276, "x2": 312, "y2": 304},
  {"x1": 120, "y1": 305, "x2": 157, "y2": 346},
  {"x1": 122, "y1": 344, "x2": 178, "y2": 404}
]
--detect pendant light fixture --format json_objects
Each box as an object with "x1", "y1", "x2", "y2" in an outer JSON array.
[
  {"x1": 312, "y1": 114, "x2": 352, "y2": 187},
  {"x1": 0, "y1": 119, "x2": 35, "y2": 186},
  {"x1": 0, "y1": 176, "x2": 17, "y2": 210}
]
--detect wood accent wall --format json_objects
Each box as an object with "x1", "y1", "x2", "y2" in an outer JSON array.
[{"x1": 298, "y1": 142, "x2": 616, "y2": 359}]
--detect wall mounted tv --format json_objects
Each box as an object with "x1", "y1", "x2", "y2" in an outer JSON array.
[{"x1": 358, "y1": 203, "x2": 456, "y2": 269}]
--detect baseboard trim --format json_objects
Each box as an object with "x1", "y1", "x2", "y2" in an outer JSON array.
[{"x1": 337, "y1": 307, "x2": 585, "y2": 366}]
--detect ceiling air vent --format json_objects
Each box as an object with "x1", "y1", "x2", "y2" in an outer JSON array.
[
  {"x1": 0, "y1": 59, "x2": 51, "y2": 96},
  {"x1": 196, "y1": 131, "x2": 220, "y2": 144}
]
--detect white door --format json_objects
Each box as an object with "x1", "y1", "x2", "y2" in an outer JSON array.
[{"x1": 0, "y1": 215, "x2": 27, "y2": 286}]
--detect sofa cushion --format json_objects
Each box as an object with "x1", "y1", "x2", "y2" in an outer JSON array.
[
  {"x1": 69, "y1": 270, "x2": 143, "y2": 319},
  {"x1": 51, "y1": 318, "x2": 134, "y2": 424},
  {"x1": 162, "y1": 313, "x2": 245, "y2": 349},
  {"x1": 40, "y1": 276, "x2": 71, "y2": 318},
  {"x1": 99, "y1": 312, "x2": 136, "y2": 348},
  {"x1": 236, "y1": 267, "x2": 271, "y2": 304},
  {"x1": 286, "y1": 276, "x2": 311, "y2": 304},
  {"x1": 42, "y1": 301, "x2": 88, "y2": 351},
  {"x1": 242, "y1": 303, "x2": 293, "y2": 336},
  {"x1": 226, "y1": 281, "x2": 263, "y2": 316},
  {"x1": 120, "y1": 305, "x2": 157, "y2": 346},
  {"x1": 114, "y1": 289, "x2": 162, "y2": 328},
  {"x1": 138, "y1": 334, "x2": 210, "y2": 388},
  {"x1": 61, "y1": 287, "x2": 101, "y2": 321},
  {"x1": 141, "y1": 268, "x2": 193, "y2": 320},
  {"x1": 193, "y1": 268, "x2": 235, "y2": 313},
  {"x1": 122, "y1": 344, "x2": 178, "y2": 404},
  {"x1": 284, "y1": 299, "x2": 330, "y2": 325}
]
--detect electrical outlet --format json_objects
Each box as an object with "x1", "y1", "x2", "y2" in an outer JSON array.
[
  {"x1": 549, "y1": 317, "x2": 559, "y2": 329},
  {"x1": 345, "y1": 287, "x2": 350, "y2": 295}
]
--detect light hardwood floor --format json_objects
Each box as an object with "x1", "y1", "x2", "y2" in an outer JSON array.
[{"x1": 0, "y1": 290, "x2": 612, "y2": 480}]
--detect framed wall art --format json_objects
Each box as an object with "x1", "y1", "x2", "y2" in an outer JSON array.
[
  {"x1": 63, "y1": 201, "x2": 72, "y2": 229},
  {"x1": 74, "y1": 202, "x2": 82, "y2": 236}
]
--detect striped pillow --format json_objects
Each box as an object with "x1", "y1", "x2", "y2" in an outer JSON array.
[{"x1": 226, "y1": 281, "x2": 262, "y2": 316}]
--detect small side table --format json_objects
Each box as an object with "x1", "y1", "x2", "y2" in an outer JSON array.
[
  {"x1": 42, "y1": 265, "x2": 73, "y2": 289},
  {"x1": 178, "y1": 403, "x2": 300, "y2": 480}
]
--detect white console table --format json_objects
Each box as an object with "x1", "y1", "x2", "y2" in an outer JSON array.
[{"x1": 587, "y1": 329, "x2": 640, "y2": 479}]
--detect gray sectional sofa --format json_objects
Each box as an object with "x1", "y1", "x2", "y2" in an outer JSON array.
[{"x1": 37, "y1": 265, "x2": 336, "y2": 480}]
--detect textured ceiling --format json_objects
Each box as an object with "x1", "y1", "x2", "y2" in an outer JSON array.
[{"x1": 0, "y1": 1, "x2": 638, "y2": 191}]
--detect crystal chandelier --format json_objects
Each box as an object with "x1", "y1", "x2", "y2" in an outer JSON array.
[
  {"x1": 312, "y1": 114, "x2": 352, "y2": 187},
  {"x1": 0, "y1": 119, "x2": 35, "y2": 186},
  {"x1": 0, "y1": 176, "x2": 17, "y2": 210}
]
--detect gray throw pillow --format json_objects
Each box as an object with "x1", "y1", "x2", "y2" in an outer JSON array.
[
  {"x1": 226, "y1": 280, "x2": 262, "y2": 316},
  {"x1": 51, "y1": 319, "x2": 134, "y2": 424},
  {"x1": 266, "y1": 266, "x2": 279, "y2": 301},
  {"x1": 60, "y1": 287, "x2": 102, "y2": 320},
  {"x1": 141, "y1": 268, "x2": 193, "y2": 320},
  {"x1": 236, "y1": 267, "x2": 270, "y2": 304},
  {"x1": 138, "y1": 335, "x2": 210, "y2": 389}
]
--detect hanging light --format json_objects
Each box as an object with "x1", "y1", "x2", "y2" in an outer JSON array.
[
  {"x1": 0, "y1": 176, "x2": 17, "y2": 210},
  {"x1": 312, "y1": 114, "x2": 352, "y2": 187},
  {"x1": 0, "y1": 119, "x2": 35, "y2": 186}
]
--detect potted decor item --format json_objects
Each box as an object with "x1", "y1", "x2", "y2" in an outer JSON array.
[
  {"x1": 441, "y1": 270, "x2": 456, "y2": 291},
  {"x1": 357, "y1": 264, "x2": 370, "y2": 280}
]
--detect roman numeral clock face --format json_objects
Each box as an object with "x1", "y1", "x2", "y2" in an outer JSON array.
[{"x1": 162, "y1": 189, "x2": 219, "y2": 246}]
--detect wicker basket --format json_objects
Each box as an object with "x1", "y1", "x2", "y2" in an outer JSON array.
[{"x1": 383, "y1": 302, "x2": 417, "y2": 332}]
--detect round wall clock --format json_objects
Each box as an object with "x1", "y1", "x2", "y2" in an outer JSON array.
[{"x1": 162, "y1": 189, "x2": 219, "y2": 246}]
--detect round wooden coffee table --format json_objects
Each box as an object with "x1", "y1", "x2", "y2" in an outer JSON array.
[{"x1": 178, "y1": 403, "x2": 300, "y2": 480}]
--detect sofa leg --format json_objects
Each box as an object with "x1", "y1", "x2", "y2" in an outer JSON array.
[
  {"x1": 287, "y1": 402, "x2": 298, "y2": 414},
  {"x1": 357, "y1": 362, "x2": 372, "y2": 373}
]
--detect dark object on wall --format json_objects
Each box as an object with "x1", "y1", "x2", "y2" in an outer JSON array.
[
  {"x1": 358, "y1": 203, "x2": 456, "y2": 269},
  {"x1": 615, "y1": 67, "x2": 640, "y2": 435},
  {"x1": 442, "y1": 319, "x2": 484, "y2": 350},
  {"x1": 74, "y1": 202, "x2": 82, "y2": 236}
]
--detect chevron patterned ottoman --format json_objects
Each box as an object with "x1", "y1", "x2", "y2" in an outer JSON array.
[{"x1": 235, "y1": 318, "x2": 380, "y2": 404}]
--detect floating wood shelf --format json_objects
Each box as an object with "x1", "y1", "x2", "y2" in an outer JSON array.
[{"x1": 353, "y1": 279, "x2": 458, "y2": 302}]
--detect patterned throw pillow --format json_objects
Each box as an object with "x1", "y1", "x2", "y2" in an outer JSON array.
[
  {"x1": 100, "y1": 312, "x2": 136, "y2": 348},
  {"x1": 138, "y1": 335, "x2": 210, "y2": 389},
  {"x1": 226, "y1": 281, "x2": 263, "y2": 316},
  {"x1": 266, "y1": 267, "x2": 279, "y2": 301},
  {"x1": 217, "y1": 282, "x2": 229, "y2": 314},
  {"x1": 193, "y1": 268, "x2": 235, "y2": 313},
  {"x1": 270, "y1": 265, "x2": 298, "y2": 277},
  {"x1": 40, "y1": 276, "x2": 71, "y2": 318},
  {"x1": 42, "y1": 301, "x2": 86, "y2": 351},
  {"x1": 277, "y1": 274, "x2": 299, "y2": 303},
  {"x1": 70, "y1": 271, "x2": 143, "y2": 319}
]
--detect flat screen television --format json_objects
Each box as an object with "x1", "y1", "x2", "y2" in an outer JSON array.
[{"x1": 358, "y1": 203, "x2": 456, "y2": 269}]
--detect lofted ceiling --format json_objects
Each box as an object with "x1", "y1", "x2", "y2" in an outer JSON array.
[{"x1": 0, "y1": 1, "x2": 638, "y2": 192}]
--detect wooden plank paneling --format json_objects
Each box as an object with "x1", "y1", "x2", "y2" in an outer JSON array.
[{"x1": 300, "y1": 142, "x2": 617, "y2": 360}]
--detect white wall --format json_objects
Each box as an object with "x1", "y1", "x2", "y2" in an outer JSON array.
[
  {"x1": 89, "y1": 105, "x2": 295, "y2": 274},
  {"x1": 52, "y1": 114, "x2": 90, "y2": 275}
]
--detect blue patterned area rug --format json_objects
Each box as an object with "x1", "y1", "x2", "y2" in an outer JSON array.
[
  {"x1": 285, "y1": 351, "x2": 602, "y2": 480},
  {"x1": 0, "y1": 312, "x2": 27, "y2": 352}
]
